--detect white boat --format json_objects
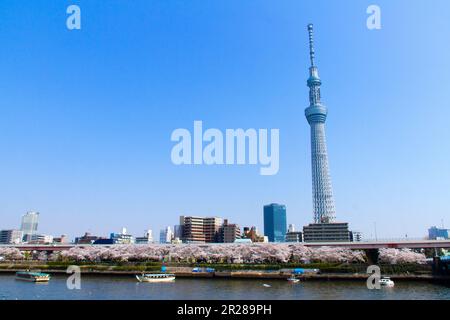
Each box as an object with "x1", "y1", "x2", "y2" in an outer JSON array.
[
  {"x1": 287, "y1": 276, "x2": 300, "y2": 283},
  {"x1": 135, "y1": 273, "x2": 176, "y2": 283},
  {"x1": 262, "y1": 284, "x2": 271, "y2": 288},
  {"x1": 379, "y1": 277, "x2": 394, "y2": 287}
]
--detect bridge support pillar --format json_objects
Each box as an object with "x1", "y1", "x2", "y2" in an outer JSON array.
[
  {"x1": 431, "y1": 256, "x2": 450, "y2": 276},
  {"x1": 365, "y1": 249, "x2": 379, "y2": 265},
  {"x1": 46, "y1": 251, "x2": 53, "y2": 260}
]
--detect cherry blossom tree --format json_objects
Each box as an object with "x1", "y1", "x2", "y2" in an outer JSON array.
[
  {"x1": 378, "y1": 248, "x2": 426, "y2": 264},
  {"x1": 58, "y1": 243, "x2": 369, "y2": 264},
  {"x1": 0, "y1": 247, "x2": 24, "y2": 260}
]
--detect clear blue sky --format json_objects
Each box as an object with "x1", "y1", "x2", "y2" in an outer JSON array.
[{"x1": 1, "y1": 0, "x2": 449, "y2": 240}]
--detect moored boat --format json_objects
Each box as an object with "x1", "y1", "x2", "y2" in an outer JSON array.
[
  {"x1": 287, "y1": 276, "x2": 300, "y2": 283},
  {"x1": 380, "y1": 277, "x2": 395, "y2": 287},
  {"x1": 15, "y1": 271, "x2": 51, "y2": 282},
  {"x1": 135, "y1": 273, "x2": 176, "y2": 283}
]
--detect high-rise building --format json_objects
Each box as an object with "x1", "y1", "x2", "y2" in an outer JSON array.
[
  {"x1": 203, "y1": 217, "x2": 223, "y2": 243},
  {"x1": 20, "y1": 211, "x2": 39, "y2": 242},
  {"x1": 263, "y1": 204, "x2": 287, "y2": 242},
  {"x1": 159, "y1": 226, "x2": 173, "y2": 244},
  {"x1": 180, "y1": 216, "x2": 206, "y2": 243},
  {"x1": 0, "y1": 230, "x2": 23, "y2": 244},
  {"x1": 173, "y1": 225, "x2": 183, "y2": 239},
  {"x1": 220, "y1": 219, "x2": 241, "y2": 243},
  {"x1": 179, "y1": 216, "x2": 224, "y2": 243},
  {"x1": 304, "y1": 24, "x2": 336, "y2": 224}
]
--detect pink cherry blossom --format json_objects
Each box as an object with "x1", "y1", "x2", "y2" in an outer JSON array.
[
  {"x1": 59, "y1": 243, "x2": 369, "y2": 264},
  {"x1": 378, "y1": 248, "x2": 426, "y2": 264},
  {"x1": 0, "y1": 247, "x2": 24, "y2": 260}
]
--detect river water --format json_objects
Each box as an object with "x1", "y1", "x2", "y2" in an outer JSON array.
[{"x1": 0, "y1": 274, "x2": 449, "y2": 300}]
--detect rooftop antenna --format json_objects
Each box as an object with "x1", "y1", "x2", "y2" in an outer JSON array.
[
  {"x1": 307, "y1": 23, "x2": 315, "y2": 67},
  {"x1": 374, "y1": 222, "x2": 378, "y2": 241}
]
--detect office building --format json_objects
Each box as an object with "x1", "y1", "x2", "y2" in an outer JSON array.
[
  {"x1": 29, "y1": 234, "x2": 53, "y2": 244},
  {"x1": 159, "y1": 227, "x2": 173, "y2": 244},
  {"x1": 204, "y1": 217, "x2": 223, "y2": 242},
  {"x1": 303, "y1": 223, "x2": 351, "y2": 242},
  {"x1": 20, "y1": 211, "x2": 39, "y2": 242},
  {"x1": 110, "y1": 228, "x2": 134, "y2": 244},
  {"x1": 428, "y1": 226, "x2": 449, "y2": 240},
  {"x1": 179, "y1": 216, "x2": 221, "y2": 243},
  {"x1": 135, "y1": 230, "x2": 153, "y2": 244},
  {"x1": 220, "y1": 219, "x2": 241, "y2": 243},
  {"x1": 53, "y1": 235, "x2": 68, "y2": 244},
  {"x1": 286, "y1": 231, "x2": 303, "y2": 242},
  {"x1": 180, "y1": 216, "x2": 205, "y2": 243},
  {"x1": 173, "y1": 225, "x2": 183, "y2": 239},
  {"x1": 0, "y1": 230, "x2": 23, "y2": 244},
  {"x1": 350, "y1": 231, "x2": 362, "y2": 242},
  {"x1": 75, "y1": 232, "x2": 105, "y2": 244},
  {"x1": 286, "y1": 224, "x2": 303, "y2": 241},
  {"x1": 263, "y1": 203, "x2": 287, "y2": 242}
]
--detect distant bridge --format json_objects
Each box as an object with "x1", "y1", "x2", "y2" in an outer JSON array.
[{"x1": 1, "y1": 239, "x2": 450, "y2": 252}]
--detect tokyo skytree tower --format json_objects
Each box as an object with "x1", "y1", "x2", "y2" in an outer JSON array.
[{"x1": 304, "y1": 24, "x2": 336, "y2": 224}]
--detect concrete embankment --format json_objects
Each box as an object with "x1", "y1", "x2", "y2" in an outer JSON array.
[{"x1": 0, "y1": 267, "x2": 446, "y2": 282}]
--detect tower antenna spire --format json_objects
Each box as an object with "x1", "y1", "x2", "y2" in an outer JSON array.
[{"x1": 307, "y1": 23, "x2": 315, "y2": 67}]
